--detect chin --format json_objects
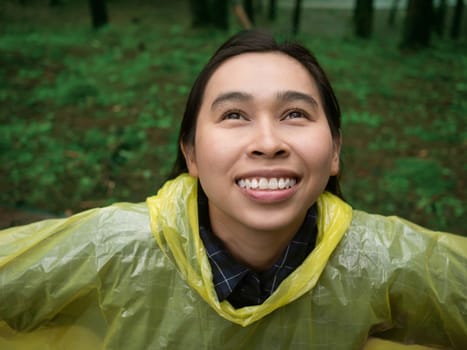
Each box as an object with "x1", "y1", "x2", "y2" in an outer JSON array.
[{"x1": 245, "y1": 214, "x2": 304, "y2": 234}]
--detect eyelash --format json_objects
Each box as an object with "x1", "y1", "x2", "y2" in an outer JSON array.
[
  {"x1": 221, "y1": 110, "x2": 246, "y2": 120},
  {"x1": 282, "y1": 109, "x2": 309, "y2": 120}
]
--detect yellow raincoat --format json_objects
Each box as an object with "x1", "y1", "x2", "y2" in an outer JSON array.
[{"x1": 0, "y1": 174, "x2": 466, "y2": 349}]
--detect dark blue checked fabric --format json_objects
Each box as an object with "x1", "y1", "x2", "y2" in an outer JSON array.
[{"x1": 198, "y1": 184, "x2": 318, "y2": 308}]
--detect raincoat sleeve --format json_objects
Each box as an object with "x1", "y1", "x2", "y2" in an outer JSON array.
[
  {"x1": 0, "y1": 209, "x2": 104, "y2": 332},
  {"x1": 389, "y1": 225, "x2": 466, "y2": 347},
  {"x1": 0, "y1": 202, "x2": 149, "y2": 333},
  {"x1": 351, "y1": 212, "x2": 467, "y2": 348}
]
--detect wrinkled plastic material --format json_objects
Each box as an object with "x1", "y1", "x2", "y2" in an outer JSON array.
[{"x1": 0, "y1": 174, "x2": 466, "y2": 349}]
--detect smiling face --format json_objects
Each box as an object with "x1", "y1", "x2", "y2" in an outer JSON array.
[{"x1": 183, "y1": 52, "x2": 340, "y2": 237}]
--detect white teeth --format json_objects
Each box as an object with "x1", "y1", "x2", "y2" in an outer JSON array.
[
  {"x1": 237, "y1": 177, "x2": 297, "y2": 190},
  {"x1": 251, "y1": 178, "x2": 258, "y2": 189},
  {"x1": 278, "y1": 178, "x2": 285, "y2": 189},
  {"x1": 269, "y1": 178, "x2": 278, "y2": 190}
]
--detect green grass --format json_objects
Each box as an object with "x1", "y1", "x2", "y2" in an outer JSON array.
[{"x1": 0, "y1": 0, "x2": 465, "y2": 234}]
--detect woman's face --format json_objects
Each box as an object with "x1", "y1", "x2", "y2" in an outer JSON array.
[{"x1": 183, "y1": 52, "x2": 340, "y2": 235}]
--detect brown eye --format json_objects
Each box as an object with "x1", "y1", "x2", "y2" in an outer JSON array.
[
  {"x1": 284, "y1": 110, "x2": 307, "y2": 120},
  {"x1": 222, "y1": 112, "x2": 244, "y2": 120}
]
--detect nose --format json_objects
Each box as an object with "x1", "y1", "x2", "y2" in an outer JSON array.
[{"x1": 247, "y1": 119, "x2": 289, "y2": 158}]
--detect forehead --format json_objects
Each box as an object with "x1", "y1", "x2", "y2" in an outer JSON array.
[{"x1": 203, "y1": 52, "x2": 319, "y2": 101}]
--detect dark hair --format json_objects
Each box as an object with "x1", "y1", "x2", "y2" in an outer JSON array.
[{"x1": 170, "y1": 30, "x2": 343, "y2": 198}]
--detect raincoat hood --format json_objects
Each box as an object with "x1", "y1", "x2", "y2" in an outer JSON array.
[{"x1": 146, "y1": 174, "x2": 353, "y2": 326}]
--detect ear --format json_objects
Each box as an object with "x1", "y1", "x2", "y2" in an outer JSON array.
[
  {"x1": 330, "y1": 135, "x2": 342, "y2": 176},
  {"x1": 181, "y1": 142, "x2": 199, "y2": 177}
]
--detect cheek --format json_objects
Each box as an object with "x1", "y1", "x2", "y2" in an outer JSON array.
[
  {"x1": 296, "y1": 134, "x2": 336, "y2": 169},
  {"x1": 194, "y1": 129, "x2": 239, "y2": 173}
]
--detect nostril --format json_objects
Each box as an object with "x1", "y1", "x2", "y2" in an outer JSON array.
[
  {"x1": 275, "y1": 150, "x2": 286, "y2": 157},
  {"x1": 250, "y1": 149, "x2": 287, "y2": 157}
]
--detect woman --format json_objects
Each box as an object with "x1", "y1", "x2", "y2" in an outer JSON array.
[{"x1": 0, "y1": 30, "x2": 465, "y2": 349}]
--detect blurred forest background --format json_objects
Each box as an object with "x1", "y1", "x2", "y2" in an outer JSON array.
[{"x1": 0, "y1": 0, "x2": 465, "y2": 235}]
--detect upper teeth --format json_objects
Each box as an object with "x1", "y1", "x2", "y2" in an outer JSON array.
[{"x1": 237, "y1": 177, "x2": 297, "y2": 190}]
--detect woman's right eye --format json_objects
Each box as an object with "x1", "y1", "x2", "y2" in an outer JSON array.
[{"x1": 222, "y1": 111, "x2": 244, "y2": 120}]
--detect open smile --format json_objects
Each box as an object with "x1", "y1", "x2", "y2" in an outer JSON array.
[{"x1": 236, "y1": 177, "x2": 299, "y2": 190}]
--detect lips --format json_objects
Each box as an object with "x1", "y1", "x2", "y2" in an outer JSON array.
[{"x1": 236, "y1": 177, "x2": 298, "y2": 190}]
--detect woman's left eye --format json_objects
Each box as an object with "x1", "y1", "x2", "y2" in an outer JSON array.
[{"x1": 284, "y1": 110, "x2": 307, "y2": 120}]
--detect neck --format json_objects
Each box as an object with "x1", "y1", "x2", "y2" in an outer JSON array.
[{"x1": 209, "y1": 209, "x2": 305, "y2": 272}]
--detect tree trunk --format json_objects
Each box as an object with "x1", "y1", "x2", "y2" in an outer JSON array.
[
  {"x1": 269, "y1": 0, "x2": 277, "y2": 21},
  {"x1": 211, "y1": 0, "x2": 229, "y2": 30},
  {"x1": 88, "y1": 0, "x2": 108, "y2": 29},
  {"x1": 243, "y1": 0, "x2": 255, "y2": 25},
  {"x1": 450, "y1": 0, "x2": 464, "y2": 39},
  {"x1": 388, "y1": 0, "x2": 400, "y2": 27},
  {"x1": 190, "y1": 0, "x2": 210, "y2": 27},
  {"x1": 354, "y1": 0, "x2": 374, "y2": 38},
  {"x1": 190, "y1": 0, "x2": 229, "y2": 30},
  {"x1": 433, "y1": 0, "x2": 447, "y2": 36},
  {"x1": 292, "y1": 0, "x2": 302, "y2": 35},
  {"x1": 401, "y1": 0, "x2": 434, "y2": 49}
]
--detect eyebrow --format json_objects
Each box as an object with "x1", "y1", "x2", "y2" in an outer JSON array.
[
  {"x1": 210, "y1": 92, "x2": 253, "y2": 110},
  {"x1": 276, "y1": 90, "x2": 319, "y2": 109},
  {"x1": 210, "y1": 90, "x2": 319, "y2": 111}
]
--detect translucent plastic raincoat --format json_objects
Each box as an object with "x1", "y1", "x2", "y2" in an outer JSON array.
[{"x1": 1, "y1": 174, "x2": 466, "y2": 349}]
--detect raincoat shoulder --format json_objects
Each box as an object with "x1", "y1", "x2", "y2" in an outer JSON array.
[
  {"x1": 331, "y1": 209, "x2": 467, "y2": 348},
  {"x1": 0, "y1": 202, "x2": 156, "y2": 340}
]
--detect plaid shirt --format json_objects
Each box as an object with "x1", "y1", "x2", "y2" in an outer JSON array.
[{"x1": 198, "y1": 185, "x2": 318, "y2": 308}]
